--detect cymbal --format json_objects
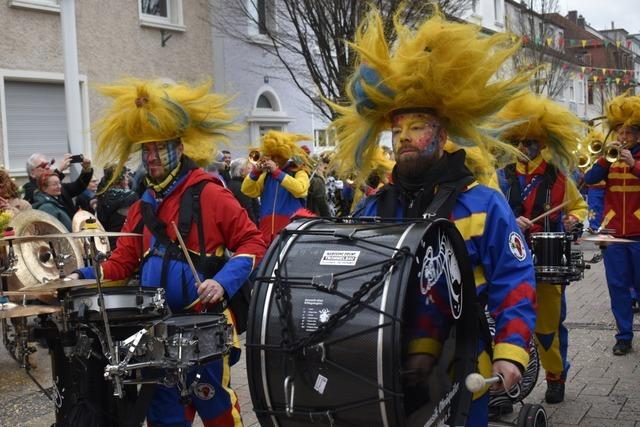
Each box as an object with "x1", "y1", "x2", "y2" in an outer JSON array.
[
  {"x1": 35, "y1": 278, "x2": 102, "y2": 292},
  {"x1": 0, "y1": 290, "x2": 55, "y2": 299},
  {"x1": 71, "y1": 210, "x2": 110, "y2": 255},
  {"x1": 0, "y1": 303, "x2": 60, "y2": 319},
  {"x1": 580, "y1": 235, "x2": 636, "y2": 244},
  {"x1": 6, "y1": 210, "x2": 83, "y2": 290},
  {"x1": 40, "y1": 230, "x2": 142, "y2": 239}
]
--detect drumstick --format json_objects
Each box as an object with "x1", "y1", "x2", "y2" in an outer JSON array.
[
  {"x1": 171, "y1": 222, "x2": 205, "y2": 309},
  {"x1": 529, "y1": 198, "x2": 578, "y2": 224}
]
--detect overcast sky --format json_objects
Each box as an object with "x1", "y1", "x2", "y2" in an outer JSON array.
[{"x1": 559, "y1": 0, "x2": 640, "y2": 34}]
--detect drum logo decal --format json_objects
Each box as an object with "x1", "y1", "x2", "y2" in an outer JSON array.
[
  {"x1": 509, "y1": 232, "x2": 527, "y2": 261},
  {"x1": 319, "y1": 308, "x2": 331, "y2": 323},
  {"x1": 195, "y1": 383, "x2": 216, "y2": 400},
  {"x1": 420, "y1": 233, "x2": 463, "y2": 319},
  {"x1": 319, "y1": 250, "x2": 360, "y2": 266}
]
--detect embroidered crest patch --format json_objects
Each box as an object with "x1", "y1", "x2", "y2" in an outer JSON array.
[{"x1": 508, "y1": 232, "x2": 527, "y2": 261}]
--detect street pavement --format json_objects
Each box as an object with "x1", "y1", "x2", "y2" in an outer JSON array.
[{"x1": 2, "y1": 244, "x2": 640, "y2": 426}]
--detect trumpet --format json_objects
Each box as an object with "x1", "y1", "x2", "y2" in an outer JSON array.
[
  {"x1": 249, "y1": 150, "x2": 261, "y2": 164},
  {"x1": 577, "y1": 153, "x2": 592, "y2": 169},
  {"x1": 588, "y1": 139, "x2": 604, "y2": 154},
  {"x1": 602, "y1": 142, "x2": 634, "y2": 163}
]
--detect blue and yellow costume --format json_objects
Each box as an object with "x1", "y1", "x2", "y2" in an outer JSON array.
[
  {"x1": 241, "y1": 131, "x2": 311, "y2": 245},
  {"x1": 584, "y1": 94, "x2": 640, "y2": 348},
  {"x1": 327, "y1": 8, "x2": 536, "y2": 426}
]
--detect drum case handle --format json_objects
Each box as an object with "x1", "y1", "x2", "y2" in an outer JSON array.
[{"x1": 284, "y1": 375, "x2": 295, "y2": 417}]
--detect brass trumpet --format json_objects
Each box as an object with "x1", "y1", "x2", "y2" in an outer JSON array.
[
  {"x1": 602, "y1": 142, "x2": 633, "y2": 163},
  {"x1": 588, "y1": 139, "x2": 604, "y2": 154},
  {"x1": 249, "y1": 150, "x2": 261, "y2": 163},
  {"x1": 577, "y1": 153, "x2": 592, "y2": 169}
]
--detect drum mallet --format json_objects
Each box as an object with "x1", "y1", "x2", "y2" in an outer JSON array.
[{"x1": 465, "y1": 373, "x2": 501, "y2": 393}]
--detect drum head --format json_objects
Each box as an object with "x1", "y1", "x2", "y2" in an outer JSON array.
[{"x1": 246, "y1": 219, "x2": 479, "y2": 427}]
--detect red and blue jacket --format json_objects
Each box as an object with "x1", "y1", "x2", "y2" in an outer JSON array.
[
  {"x1": 355, "y1": 181, "x2": 537, "y2": 374},
  {"x1": 79, "y1": 168, "x2": 267, "y2": 314},
  {"x1": 584, "y1": 145, "x2": 640, "y2": 237},
  {"x1": 241, "y1": 163, "x2": 309, "y2": 244}
]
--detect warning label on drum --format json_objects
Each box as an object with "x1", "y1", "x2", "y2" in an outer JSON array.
[
  {"x1": 314, "y1": 374, "x2": 328, "y2": 395},
  {"x1": 319, "y1": 250, "x2": 360, "y2": 266},
  {"x1": 300, "y1": 298, "x2": 325, "y2": 332}
]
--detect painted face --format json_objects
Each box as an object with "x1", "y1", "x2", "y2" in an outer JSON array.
[
  {"x1": 44, "y1": 175, "x2": 62, "y2": 197},
  {"x1": 391, "y1": 113, "x2": 442, "y2": 162},
  {"x1": 616, "y1": 126, "x2": 640, "y2": 145},
  {"x1": 516, "y1": 139, "x2": 542, "y2": 160},
  {"x1": 141, "y1": 140, "x2": 182, "y2": 181}
]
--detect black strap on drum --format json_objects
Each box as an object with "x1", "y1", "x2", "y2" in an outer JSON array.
[
  {"x1": 127, "y1": 384, "x2": 156, "y2": 427},
  {"x1": 504, "y1": 164, "x2": 523, "y2": 217}
]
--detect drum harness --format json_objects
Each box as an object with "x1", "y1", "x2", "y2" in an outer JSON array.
[{"x1": 261, "y1": 175, "x2": 484, "y2": 423}]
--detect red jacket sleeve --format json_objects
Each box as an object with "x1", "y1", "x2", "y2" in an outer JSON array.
[{"x1": 101, "y1": 201, "x2": 145, "y2": 280}]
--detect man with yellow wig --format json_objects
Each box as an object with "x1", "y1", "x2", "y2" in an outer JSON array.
[
  {"x1": 241, "y1": 130, "x2": 311, "y2": 245},
  {"x1": 496, "y1": 93, "x2": 587, "y2": 405},
  {"x1": 70, "y1": 79, "x2": 267, "y2": 426},
  {"x1": 330, "y1": 8, "x2": 536, "y2": 426},
  {"x1": 584, "y1": 93, "x2": 640, "y2": 356}
]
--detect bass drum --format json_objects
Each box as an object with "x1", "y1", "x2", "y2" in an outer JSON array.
[{"x1": 247, "y1": 218, "x2": 479, "y2": 427}]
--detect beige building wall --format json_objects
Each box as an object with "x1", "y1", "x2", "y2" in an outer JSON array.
[{"x1": 0, "y1": 0, "x2": 214, "y2": 180}]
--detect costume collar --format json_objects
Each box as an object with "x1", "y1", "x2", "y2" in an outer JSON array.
[{"x1": 516, "y1": 154, "x2": 545, "y2": 175}]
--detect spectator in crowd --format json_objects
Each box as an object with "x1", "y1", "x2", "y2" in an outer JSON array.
[
  {"x1": 227, "y1": 158, "x2": 260, "y2": 225},
  {"x1": 0, "y1": 168, "x2": 30, "y2": 215},
  {"x1": 32, "y1": 172, "x2": 72, "y2": 230},
  {"x1": 75, "y1": 177, "x2": 99, "y2": 213},
  {"x1": 220, "y1": 149, "x2": 232, "y2": 182},
  {"x1": 307, "y1": 153, "x2": 331, "y2": 216},
  {"x1": 23, "y1": 152, "x2": 94, "y2": 218},
  {"x1": 206, "y1": 151, "x2": 229, "y2": 186},
  {"x1": 97, "y1": 166, "x2": 139, "y2": 247}
]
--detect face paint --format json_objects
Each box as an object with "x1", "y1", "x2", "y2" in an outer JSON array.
[
  {"x1": 391, "y1": 113, "x2": 441, "y2": 161},
  {"x1": 517, "y1": 139, "x2": 541, "y2": 160},
  {"x1": 142, "y1": 139, "x2": 181, "y2": 180}
]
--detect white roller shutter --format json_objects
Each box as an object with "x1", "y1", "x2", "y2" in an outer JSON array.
[{"x1": 5, "y1": 80, "x2": 69, "y2": 172}]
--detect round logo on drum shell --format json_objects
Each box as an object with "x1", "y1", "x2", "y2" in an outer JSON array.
[
  {"x1": 509, "y1": 232, "x2": 527, "y2": 261},
  {"x1": 195, "y1": 383, "x2": 216, "y2": 400}
]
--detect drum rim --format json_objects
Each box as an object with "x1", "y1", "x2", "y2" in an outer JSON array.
[
  {"x1": 530, "y1": 232, "x2": 571, "y2": 239},
  {"x1": 66, "y1": 285, "x2": 160, "y2": 296}
]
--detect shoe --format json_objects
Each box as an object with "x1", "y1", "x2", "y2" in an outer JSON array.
[
  {"x1": 613, "y1": 339, "x2": 632, "y2": 355},
  {"x1": 633, "y1": 299, "x2": 640, "y2": 314},
  {"x1": 545, "y1": 380, "x2": 565, "y2": 404}
]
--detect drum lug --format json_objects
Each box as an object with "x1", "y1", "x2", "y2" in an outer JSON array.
[
  {"x1": 312, "y1": 274, "x2": 336, "y2": 293},
  {"x1": 284, "y1": 375, "x2": 295, "y2": 417}
]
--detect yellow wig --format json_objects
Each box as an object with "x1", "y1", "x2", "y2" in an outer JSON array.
[
  {"x1": 606, "y1": 93, "x2": 640, "y2": 130},
  {"x1": 495, "y1": 93, "x2": 584, "y2": 173},
  {"x1": 257, "y1": 130, "x2": 313, "y2": 171},
  {"x1": 329, "y1": 8, "x2": 530, "y2": 182},
  {"x1": 94, "y1": 78, "x2": 238, "y2": 182}
]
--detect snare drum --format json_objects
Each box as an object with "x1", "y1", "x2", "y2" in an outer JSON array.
[
  {"x1": 530, "y1": 232, "x2": 580, "y2": 283},
  {"x1": 65, "y1": 285, "x2": 167, "y2": 322}
]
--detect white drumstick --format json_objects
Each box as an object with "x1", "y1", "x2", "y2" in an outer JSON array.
[{"x1": 465, "y1": 373, "x2": 501, "y2": 393}]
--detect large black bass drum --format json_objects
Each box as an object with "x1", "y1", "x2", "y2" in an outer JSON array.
[{"x1": 247, "y1": 218, "x2": 480, "y2": 427}]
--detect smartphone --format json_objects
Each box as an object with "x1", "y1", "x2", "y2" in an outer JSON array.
[{"x1": 69, "y1": 154, "x2": 84, "y2": 164}]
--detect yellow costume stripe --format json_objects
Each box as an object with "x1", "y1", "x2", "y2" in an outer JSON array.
[
  {"x1": 233, "y1": 253, "x2": 258, "y2": 270},
  {"x1": 610, "y1": 185, "x2": 640, "y2": 192},
  {"x1": 608, "y1": 172, "x2": 638, "y2": 180},
  {"x1": 474, "y1": 350, "x2": 493, "y2": 399},
  {"x1": 407, "y1": 338, "x2": 442, "y2": 357},
  {"x1": 453, "y1": 213, "x2": 487, "y2": 241},
  {"x1": 493, "y1": 342, "x2": 530, "y2": 370},
  {"x1": 221, "y1": 353, "x2": 244, "y2": 426},
  {"x1": 474, "y1": 266, "x2": 486, "y2": 287}
]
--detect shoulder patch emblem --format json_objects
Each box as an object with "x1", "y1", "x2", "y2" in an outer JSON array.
[
  {"x1": 194, "y1": 383, "x2": 216, "y2": 400},
  {"x1": 508, "y1": 232, "x2": 527, "y2": 261}
]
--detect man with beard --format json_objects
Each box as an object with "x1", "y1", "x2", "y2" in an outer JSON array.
[
  {"x1": 68, "y1": 79, "x2": 266, "y2": 426},
  {"x1": 331, "y1": 9, "x2": 536, "y2": 426},
  {"x1": 497, "y1": 93, "x2": 587, "y2": 405}
]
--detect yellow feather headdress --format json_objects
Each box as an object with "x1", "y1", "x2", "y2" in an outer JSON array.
[
  {"x1": 329, "y1": 8, "x2": 531, "y2": 182},
  {"x1": 495, "y1": 93, "x2": 584, "y2": 172},
  {"x1": 94, "y1": 78, "x2": 238, "y2": 181},
  {"x1": 606, "y1": 93, "x2": 640, "y2": 130},
  {"x1": 257, "y1": 130, "x2": 313, "y2": 171}
]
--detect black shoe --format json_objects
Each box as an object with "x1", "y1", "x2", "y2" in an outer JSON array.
[
  {"x1": 613, "y1": 339, "x2": 632, "y2": 355},
  {"x1": 633, "y1": 299, "x2": 640, "y2": 314},
  {"x1": 545, "y1": 380, "x2": 565, "y2": 404}
]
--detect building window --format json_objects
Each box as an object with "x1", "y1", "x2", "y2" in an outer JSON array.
[
  {"x1": 314, "y1": 129, "x2": 336, "y2": 148},
  {"x1": 588, "y1": 84, "x2": 594, "y2": 105},
  {"x1": 9, "y1": 0, "x2": 59, "y2": 13},
  {"x1": 248, "y1": 0, "x2": 275, "y2": 36},
  {"x1": 139, "y1": 0, "x2": 185, "y2": 32},
  {"x1": 256, "y1": 94, "x2": 273, "y2": 109},
  {"x1": 493, "y1": 0, "x2": 504, "y2": 24},
  {"x1": 569, "y1": 80, "x2": 575, "y2": 101}
]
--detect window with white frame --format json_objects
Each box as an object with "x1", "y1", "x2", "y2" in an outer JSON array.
[
  {"x1": 569, "y1": 80, "x2": 575, "y2": 101},
  {"x1": 493, "y1": 0, "x2": 504, "y2": 25},
  {"x1": 9, "y1": 0, "x2": 59, "y2": 13},
  {"x1": 314, "y1": 129, "x2": 336, "y2": 148},
  {"x1": 248, "y1": 0, "x2": 276, "y2": 36},
  {"x1": 3, "y1": 81, "x2": 69, "y2": 172},
  {"x1": 139, "y1": 0, "x2": 185, "y2": 32}
]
